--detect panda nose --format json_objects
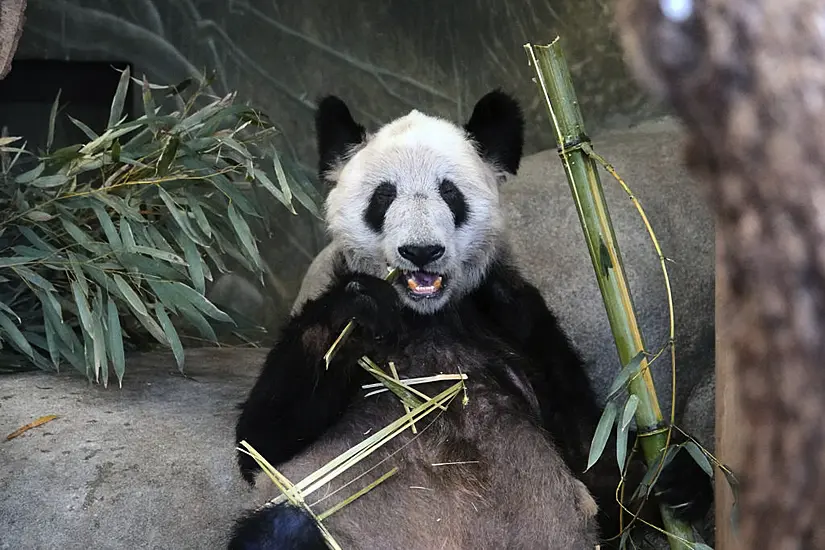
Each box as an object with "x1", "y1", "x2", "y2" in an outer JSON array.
[{"x1": 398, "y1": 244, "x2": 445, "y2": 267}]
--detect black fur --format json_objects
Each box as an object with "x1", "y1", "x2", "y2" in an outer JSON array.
[
  {"x1": 235, "y1": 268, "x2": 400, "y2": 484},
  {"x1": 439, "y1": 179, "x2": 470, "y2": 227},
  {"x1": 228, "y1": 504, "x2": 328, "y2": 550},
  {"x1": 363, "y1": 181, "x2": 397, "y2": 233},
  {"x1": 463, "y1": 89, "x2": 525, "y2": 175},
  {"x1": 314, "y1": 95, "x2": 366, "y2": 183}
]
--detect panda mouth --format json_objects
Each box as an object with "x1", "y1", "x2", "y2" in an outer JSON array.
[{"x1": 402, "y1": 271, "x2": 445, "y2": 298}]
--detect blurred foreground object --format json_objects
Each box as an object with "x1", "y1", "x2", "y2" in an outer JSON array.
[
  {"x1": 616, "y1": 0, "x2": 825, "y2": 548},
  {"x1": 0, "y1": 0, "x2": 26, "y2": 80}
]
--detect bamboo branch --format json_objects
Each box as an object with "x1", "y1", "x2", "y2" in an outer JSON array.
[{"x1": 523, "y1": 38, "x2": 695, "y2": 550}]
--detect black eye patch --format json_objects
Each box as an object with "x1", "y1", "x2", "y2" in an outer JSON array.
[
  {"x1": 439, "y1": 179, "x2": 469, "y2": 227},
  {"x1": 364, "y1": 182, "x2": 397, "y2": 232}
]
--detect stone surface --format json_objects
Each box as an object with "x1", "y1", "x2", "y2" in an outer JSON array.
[{"x1": 0, "y1": 349, "x2": 267, "y2": 550}]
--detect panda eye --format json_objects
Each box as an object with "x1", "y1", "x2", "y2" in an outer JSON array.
[
  {"x1": 439, "y1": 179, "x2": 469, "y2": 227},
  {"x1": 364, "y1": 181, "x2": 397, "y2": 233}
]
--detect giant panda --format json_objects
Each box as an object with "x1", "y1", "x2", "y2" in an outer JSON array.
[{"x1": 228, "y1": 91, "x2": 713, "y2": 549}]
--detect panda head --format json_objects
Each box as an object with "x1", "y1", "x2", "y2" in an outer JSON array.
[{"x1": 316, "y1": 91, "x2": 525, "y2": 314}]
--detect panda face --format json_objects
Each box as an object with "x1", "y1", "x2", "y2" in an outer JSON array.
[{"x1": 316, "y1": 92, "x2": 525, "y2": 314}]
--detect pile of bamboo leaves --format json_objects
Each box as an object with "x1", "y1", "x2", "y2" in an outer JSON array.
[{"x1": 0, "y1": 68, "x2": 320, "y2": 385}]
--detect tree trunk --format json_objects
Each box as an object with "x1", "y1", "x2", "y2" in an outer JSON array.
[
  {"x1": 615, "y1": 0, "x2": 825, "y2": 548},
  {"x1": 0, "y1": 0, "x2": 26, "y2": 80}
]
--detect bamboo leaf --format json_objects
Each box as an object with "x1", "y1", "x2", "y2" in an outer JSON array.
[
  {"x1": 14, "y1": 266, "x2": 56, "y2": 292},
  {"x1": 66, "y1": 251, "x2": 89, "y2": 296},
  {"x1": 156, "y1": 136, "x2": 180, "y2": 176},
  {"x1": 616, "y1": 420, "x2": 630, "y2": 472},
  {"x1": 168, "y1": 281, "x2": 233, "y2": 323},
  {"x1": 25, "y1": 210, "x2": 55, "y2": 222},
  {"x1": 155, "y1": 304, "x2": 184, "y2": 372},
  {"x1": 252, "y1": 167, "x2": 287, "y2": 206},
  {"x1": 47, "y1": 89, "x2": 62, "y2": 152},
  {"x1": 29, "y1": 174, "x2": 71, "y2": 188},
  {"x1": 43, "y1": 316, "x2": 61, "y2": 368},
  {"x1": 0, "y1": 311, "x2": 33, "y2": 358},
  {"x1": 0, "y1": 136, "x2": 21, "y2": 147},
  {"x1": 91, "y1": 292, "x2": 106, "y2": 384},
  {"x1": 146, "y1": 225, "x2": 177, "y2": 253},
  {"x1": 684, "y1": 441, "x2": 714, "y2": 478},
  {"x1": 93, "y1": 193, "x2": 145, "y2": 223},
  {"x1": 586, "y1": 401, "x2": 618, "y2": 471},
  {"x1": 692, "y1": 544, "x2": 713, "y2": 550},
  {"x1": 621, "y1": 394, "x2": 639, "y2": 430},
  {"x1": 606, "y1": 350, "x2": 646, "y2": 402},
  {"x1": 108, "y1": 65, "x2": 131, "y2": 129},
  {"x1": 70, "y1": 280, "x2": 94, "y2": 334},
  {"x1": 111, "y1": 139, "x2": 121, "y2": 163},
  {"x1": 106, "y1": 296, "x2": 126, "y2": 387},
  {"x1": 178, "y1": 303, "x2": 218, "y2": 343},
  {"x1": 67, "y1": 115, "x2": 99, "y2": 141},
  {"x1": 91, "y1": 202, "x2": 122, "y2": 249},
  {"x1": 119, "y1": 218, "x2": 137, "y2": 251},
  {"x1": 177, "y1": 232, "x2": 205, "y2": 294},
  {"x1": 156, "y1": 186, "x2": 206, "y2": 246},
  {"x1": 142, "y1": 75, "x2": 157, "y2": 120},
  {"x1": 631, "y1": 445, "x2": 680, "y2": 502},
  {"x1": 0, "y1": 256, "x2": 45, "y2": 268},
  {"x1": 0, "y1": 301, "x2": 21, "y2": 323},
  {"x1": 616, "y1": 395, "x2": 639, "y2": 471},
  {"x1": 60, "y1": 217, "x2": 101, "y2": 254},
  {"x1": 17, "y1": 227, "x2": 57, "y2": 253},
  {"x1": 134, "y1": 310, "x2": 169, "y2": 346},
  {"x1": 15, "y1": 162, "x2": 45, "y2": 183},
  {"x1": 185, "y1": 189, "x2": 212, "y2": 239},
  {"x1": 112, "y1": 274, "x2": 149, "y2": 317},
  {"x1": 227, "y1": 202, "x2": 263, "y2": 270},
  {"x1": 271, "y1": 148, "x2": 296, "y2": 213}
]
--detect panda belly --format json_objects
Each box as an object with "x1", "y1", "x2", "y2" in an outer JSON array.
[{"x1": 250, "y1": 331, "x2": 600, "y2": 549}]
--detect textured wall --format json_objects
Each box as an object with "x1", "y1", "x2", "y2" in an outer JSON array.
[
  {"x1": 11, "y1": 0, "x2": 669, "y2": 336},
  {"x1": 16, "y1": 0, "x2": 664, "y2": 168}
]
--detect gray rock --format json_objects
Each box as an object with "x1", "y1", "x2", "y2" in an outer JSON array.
[
  {"x1": 0, "y1": 349, "x2": 266, "y2": 550},
  {"x1": 294, "y1": 117, "x2": 716, "y2": 435}
]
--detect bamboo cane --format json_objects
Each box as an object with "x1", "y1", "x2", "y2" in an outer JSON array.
[{"x1": 524, "y1": 38, "x2": 695, "y2": 550}]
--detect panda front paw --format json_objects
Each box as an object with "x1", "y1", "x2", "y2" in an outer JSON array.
[
  {"x1": 332, "y1": 273, "x2": 401, "y2": 339},
  {"x1": 653, "y1": 446, "x2": 715, "y2": 523}
]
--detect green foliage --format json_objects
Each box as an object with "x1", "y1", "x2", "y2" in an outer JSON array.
[{"x1": 0, "y1": 68, "x2": 320, "y2": 387}]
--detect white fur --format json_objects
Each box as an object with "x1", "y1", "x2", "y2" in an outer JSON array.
[{"x1": 324, "y1": 110, "x2": 508, "y2": 314}]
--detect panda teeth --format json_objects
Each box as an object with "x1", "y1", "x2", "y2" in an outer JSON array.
[{"x1": 406, "y1": 275, "x2": 444, "y2": 295}]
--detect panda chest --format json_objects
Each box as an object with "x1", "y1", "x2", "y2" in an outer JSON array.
[{"x1": 367, "y1": 326, "x2": 481, "y2": 381}]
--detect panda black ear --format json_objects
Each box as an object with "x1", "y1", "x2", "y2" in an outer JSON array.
[
  {"x1": 464, "y1": 90, "x2": 525, "y2": 175},
  {"x1": 315, "y1": 96, "x2": 367, "y2": 183}
]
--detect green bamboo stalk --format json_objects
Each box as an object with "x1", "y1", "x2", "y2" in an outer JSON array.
[{"x1": 523, "y1": 38, "x2": 695, "y2": 550}]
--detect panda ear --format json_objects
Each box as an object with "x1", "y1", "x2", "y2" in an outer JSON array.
[
  {"x1": 464, "y1": 90, "x2": 525, "y2": 176},
  {"x1": 315, "y1": 96, "x2": 367, "y2": 183}
]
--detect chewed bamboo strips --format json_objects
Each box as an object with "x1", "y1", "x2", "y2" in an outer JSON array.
[{"x1": 316, "y1": 467, "x2": 399, "y2": 521}]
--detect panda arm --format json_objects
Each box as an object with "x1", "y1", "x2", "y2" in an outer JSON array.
[{"x1": 234, "y1": 274, "x2": 391, "y2": 484}]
